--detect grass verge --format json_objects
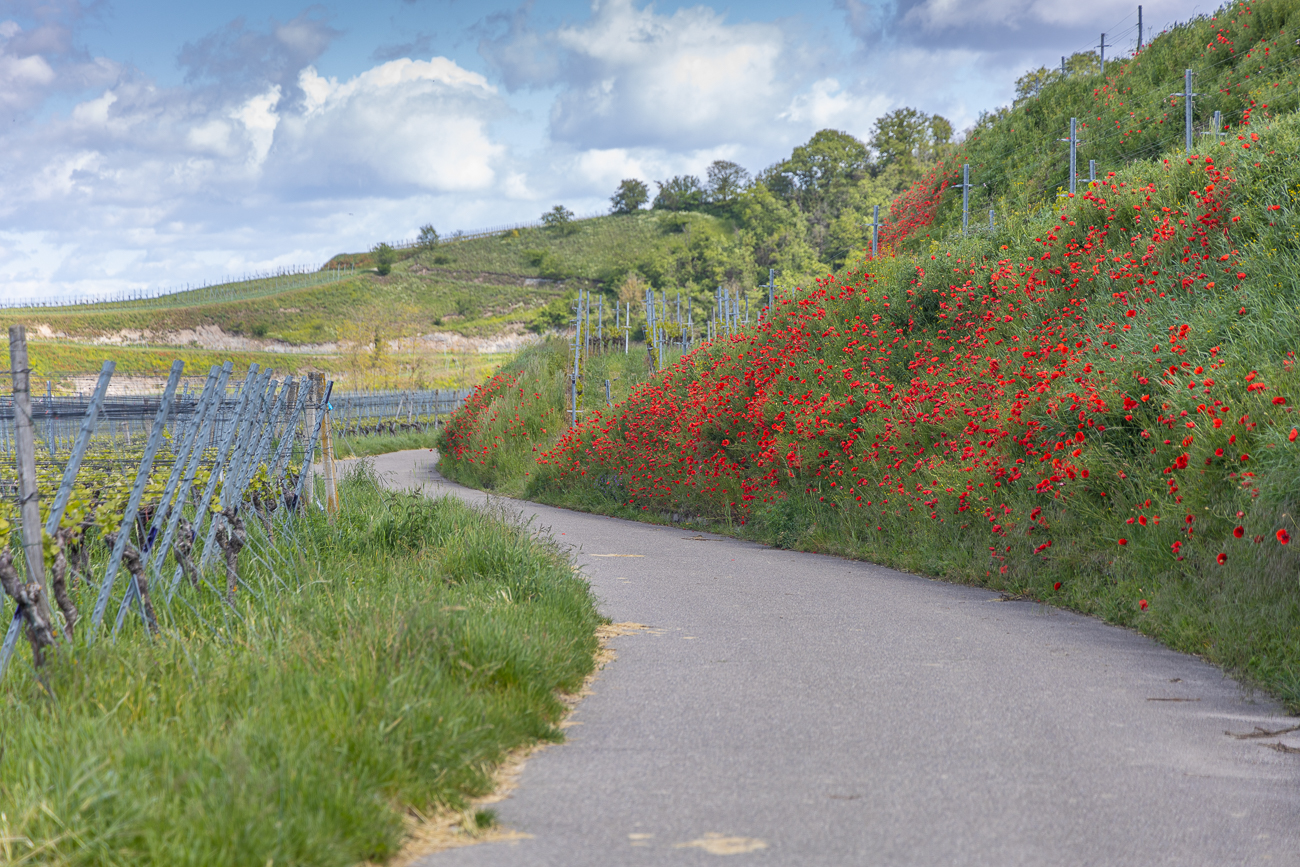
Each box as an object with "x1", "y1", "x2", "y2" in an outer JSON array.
[
  {"x1": 334, "y1": 428, "x2": 441, "y2": 459},
  {"x1": 0, "y1": 463, "x2": 601, "y2": 866}
]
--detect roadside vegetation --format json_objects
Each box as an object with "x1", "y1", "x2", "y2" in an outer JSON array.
[
  {"x1": 0, "y1": 465, "x2": 601, "y2": 866},
  {"x1": 439, "y1": 0, "x2": 1300, "y2": 711}
]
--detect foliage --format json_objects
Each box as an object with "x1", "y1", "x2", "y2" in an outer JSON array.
[
  {"x1": 417, "y1": 224, "x2": 440, "y2": 248},
  {"x1": 610, "y1": 179, "x2": 650, "y2": 214},
  {"x1": 372, "y1": 242, "x2": 396, "y2": 276},
  {"x1": 705, "y1": 160, "x2": 751, "y2": 204},
  {"x1": 541, "y1": 205, "x2": 577, "y2": 235},
  {"x1": 652, "y1": 176, "x2": 706, "y2": 212},
  {"x1": 437, "y1": 339, "x2": 655, "y2": 497},
  {"x1": 869, "y1": 108, "x2": 953, "y2": 170}
]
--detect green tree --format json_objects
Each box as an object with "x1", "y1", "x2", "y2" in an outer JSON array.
[
  {"x1": 541, "y1": 205, "x2": 577, "y2": 234},
  {"x1": 417, "y1": 225, "x2": 439, "y2": 248},
  {"x1": 706, "y1": 160, "x2": 751, "y2": 205},
  {"x1": 610, "y1": 179, "x2": 650, "y2": 213},
  {"x1": 784, "y1": 129, "x2": 870, "y2": 196},
  {"x1": 652, "y1": 176, "x2": 705, "y2": 211},
  {"x1": 371, "y1": 242, "x2": 396, "y2": 276},
  {"x1": 869, "y1": 108, "x2": 930, "y2": 170}
]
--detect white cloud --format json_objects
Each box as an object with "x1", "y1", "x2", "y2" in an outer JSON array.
[
  {"x1": 781, "y1": 78, "x2": 892, "y2": 140},
  {"x1": 271, "y1": 59, "x2": 505, "y2": 194},
  {"x1": 486, "y1": 0, "x2": 805, "y2": 151}
]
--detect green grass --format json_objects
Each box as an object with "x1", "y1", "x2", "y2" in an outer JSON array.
[
  {"x1": 436, "y1": 337, "x2": 670, "y2": 497},
  {"x1": 9, "y1": 340, "x2": 324, "y2": 379},
  {"x1": 333, "y1": 428, "x2": 441, "y2": 458},
  {"x1": 0, "y1": 464, "x2": 601, "y2": 866}
]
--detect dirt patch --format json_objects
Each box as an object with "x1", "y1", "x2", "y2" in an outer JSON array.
[
  {"x1": 419, "y1": 330, "x2": 540, "y2": 356},
  {"x1": 36, "y1": 320, "x2": 535, "y2": 359},
  {"x1": 376, "y1": 622, "x2": 655, "y2": 864}
]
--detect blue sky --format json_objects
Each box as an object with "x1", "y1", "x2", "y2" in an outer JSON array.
[{"x1": 0, "y1": 0, "x2": 1195, "y2": 302}]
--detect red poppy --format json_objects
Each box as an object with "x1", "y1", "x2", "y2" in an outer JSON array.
[
  {"x1": 1278, "y1": 529, "x2": 1291, "y2": 545},
  {"x1": 1139, "y1": 599, "x2": 1148, "y2": 611},
  {"x1": 1053, "y1": 581, "x2": 1062, "y2": 590},
  {"x1": 1118, "y1": 538, "x2": 1128, "y2": 546},
  {"x1": 1216, "y1": 552, "x2": 1227, "y2": 565},
  {"x1": 1233, "y1": 526, "x2": 1244, "y2": 538},
  {"x1": 1274, "y1": 397, "x2": 1287, "y2": 406}
]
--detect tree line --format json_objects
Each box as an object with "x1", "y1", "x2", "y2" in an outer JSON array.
[{"x1": 599, "y1": 107, "x2": 954, "y2": 284}]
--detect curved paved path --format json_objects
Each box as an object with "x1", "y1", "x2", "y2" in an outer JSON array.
[{"x1": 366, "y1": 450, "x2": 1300, "y2": 866}]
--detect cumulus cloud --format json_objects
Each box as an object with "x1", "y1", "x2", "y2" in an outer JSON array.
[
  {"x1": 270, "y1": 58, "x2": 505, "y2": 195},
  {"x1": 481, "y1": 0, "x2": 810, "y2": 151},
  {"x1": 0, "y1": 4, "x2": 524, "y2": 301},
  {"x1": 0, "y1": 16, "x2": 117, "y2": 114}
]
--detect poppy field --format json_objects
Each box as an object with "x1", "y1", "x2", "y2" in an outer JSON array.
[{"x1": 440, "y1": 2, "x2": 1300, "y2": 708}]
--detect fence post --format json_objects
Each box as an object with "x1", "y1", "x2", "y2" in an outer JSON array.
[
  {"x1": 196, "y1": 370, "x2": 272, "y2": 572},
  {"x1": 960, "y1": 164, "x2": 971, "y2": 233},
  {"x1": 321, "y1": 391, "x2": 337, "y2": 515},
  {"x1": 1171, "y1": 69, "x2": 1197, "y2": 155},
  {"x1": 303, "y1": 373, "x2": 323, "y2": 505},
  {"x1": 8, "y1": 327, "x2": 54, "y2": 629},
  {"x1": 269, "y1": 376, "x2": 308, "y2": 483}
]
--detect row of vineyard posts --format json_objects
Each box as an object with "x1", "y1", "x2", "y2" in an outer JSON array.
[
  {"x1": 0, "y1": 325, "x2": 338, "y2": 676},
  {"x1": 565, "y1": 271, "x2": 777, "y2": 424}
]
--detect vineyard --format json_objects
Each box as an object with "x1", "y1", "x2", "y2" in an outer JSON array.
[
  {"x1": 0, "y1": 326, "x2": 600, "y2": 865},
  {"x1": 0, "y1": 333, "x2": 470, "y2": 675}
]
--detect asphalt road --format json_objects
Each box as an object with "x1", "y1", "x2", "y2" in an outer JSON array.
[{"x1": 364, "y1": 450, "x2": 1300, "y2": 866}]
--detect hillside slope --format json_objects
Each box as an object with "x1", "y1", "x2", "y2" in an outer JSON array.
[{"x1": 441, "y1": 0, "x2": 1300, "y2": 709}]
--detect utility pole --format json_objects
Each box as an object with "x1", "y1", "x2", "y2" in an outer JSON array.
[
  {"x1": 1100, "y1": 33, "x2": 1107, "y2": 76},
  {"x1": 1171, "y1": 69, "x2": 1197, "y2": 155},
  {"x1": 1137, "y1": 5, "x2": 1143, "y2": 50},
  {"x1": 1089, "y1": 159, "x2": 1096, "y2": 183},
  {"x1": 1061, "y1": 56, "x2": 1067, "y2": 77}
]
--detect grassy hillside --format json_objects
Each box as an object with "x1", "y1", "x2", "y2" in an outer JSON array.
[{"x1": 440, "y1": 0, "x2": 1300, "y2": 710}]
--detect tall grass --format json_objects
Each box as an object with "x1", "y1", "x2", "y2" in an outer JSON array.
[
  {"x1": 437, "y1": 337, "x2": 658, "y2": 496},
  {"x1": 0, "y1": 464, "x2": 600, "y2": 866}
]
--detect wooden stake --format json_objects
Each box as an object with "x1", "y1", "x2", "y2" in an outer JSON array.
[
  {"x1": 8, "y1": 326, "x2": 56, "y2": 631},
  {"x1": 322, "y1": 397, "x2": 338, "y2": 515}
]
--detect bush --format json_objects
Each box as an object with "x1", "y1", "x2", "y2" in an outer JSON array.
[
  {"x1": 541, "y1": 205, "x2": 577, "y2": 235},
  {"x1": 371, "y1": 242, "x2": 396, "y2": 276}
]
